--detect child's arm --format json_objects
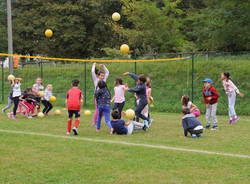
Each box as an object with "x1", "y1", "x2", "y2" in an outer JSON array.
[
  {"x1": 123, "y1": 72, "x2": 138, "y2": 81},
  {"x1": 11, "y1": 80, "x2": 15, "y2": 87},
  {"x1": 100, "y1": 64, "x2": 109, "y2": 80},
  {"x1": 16, "y1": 78, "x2": 22, "y2": 83},
  {"x1": 128, "y1": 85, "x2": 143, "y2": 93},
  {"x1": 125, "y1": 121, "x2": 131, "y2": 126},
  {"x1": 190, "y1": 103, "x2": 197, "y2": 112},
  {"x1": 80, "y1": 92, "x2": 84, "y2": 108},
  {"x1": 228, "y1": 80, "x2": 244, "y2": 97},
  {"x1": 202, "y1": 92, "x2": 209, "y2": 108},
  {"x1": 210, "y1": 87, "x2": 220, "y2": 100},
  {"x1": 134, "y1": 93, "x2": 138, "y2": 100},
  {"x1": 111, "y1": 96, "x2": 115, "y2": 103},
  {"x1": 91, "y1": 63, "x2": 98, "y2": 81}
]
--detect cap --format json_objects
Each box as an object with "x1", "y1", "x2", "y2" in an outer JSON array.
[{"x1": 203, "y1": 78, "x2": 213, "y2": 84}]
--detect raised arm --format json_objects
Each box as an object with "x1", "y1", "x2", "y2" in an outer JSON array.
[
  {"x1": 129, "y1": 73, "x2": 138, "y2": 81},
  {"x1": 102, "y1": 65, "x2": 109, "y2": 81},
  {"x1": 91, "y1": 63, "x2": 98, "y2": 81}
]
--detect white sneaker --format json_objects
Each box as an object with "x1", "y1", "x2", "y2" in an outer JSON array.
[
  {"x1": 28, "y1": 116, "x2": 32, "y2": 119},
  {"x1": 66, "y1": 132, "x2": 71, "y2": 135}
]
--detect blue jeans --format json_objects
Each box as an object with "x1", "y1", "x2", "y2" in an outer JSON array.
[
  {"x1": 97, "y1": 105, "x2": 112, "y2": 130},
  {"x1": 135, "y1": 99, "x2": 149, "y2": 122}
]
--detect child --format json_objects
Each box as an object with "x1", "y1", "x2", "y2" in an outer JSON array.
[
  {"x1": 41, "y1": 84, "x2": 53, "y2": 115},
  {"x1": 95, "y1": 80, "x2": 113, "y2": 134},
  {"x1": 19, "y1": 88, "x2": 36, "y2": 118},
  {"x1": 111, "y1": 78, "x2": 125, "y2": 118},
  {"x1": 182, "y1": 108, "x2": 204, "y2": 138},
  {"x1": 91, "y1": 63, "x2": 109, "y2": 126},
  {"x1": 66, "y1": 79, "x2": 83, "y2": 135},
  {"x1": 111, "y1": 110, "x2": 148, "y2": 135},
  {"x1": 10, "y1": 78, "x2": 22, "y2": 119},
  {"x1": 123, "y1": 72, "x2": 152, "y2": 126},
  {"x1": 181, "y1": 94, "x2": 200, "y2": 117},
  {"x1": 142, "y1": 77, "x2": 153, "y2": 118},
  {"x1": 202, "y1": 78, "x2": 220, "y2": 130},
  {"x1": 2, "y1": 88, "x2": 13, "y2": 113},
  {"x1": 32, "y1": 77, "x2": 44, "y2": 93},
  {"x1": 221, "y1": 72, "x2": 244, "y2": 124}
]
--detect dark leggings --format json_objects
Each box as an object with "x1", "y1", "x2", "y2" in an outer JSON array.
[
  {"x1": 42, "y1": 100, "x2": 53, "y2": 114},
  {"x1": 135, "y1": 99, "x2": 149, "y2": 122},
  {"x1": 112, "y1": 102, "x2": 125, "y2": 119},
  {"x1": 12, "y1": 97, "x2": 20, "y2": 116}
]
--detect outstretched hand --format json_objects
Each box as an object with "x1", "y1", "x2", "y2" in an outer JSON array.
[
  {"x1": 123, "y1": 72, "x2": 129, "y2": 76},
  {"x1": 239, "y1": 93, "x2": 244, "y2": 97}
]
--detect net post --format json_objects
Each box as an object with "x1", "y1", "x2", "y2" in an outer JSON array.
[
  {"x1": 40, "y1": 60, "x2": 43, "y2": 78},
  {"x1": 191, "y1": 53, "x2": 194, "y2": 102},
  {"x1": 1, "y1": 61, "x2": 4, "y2": 103},
  {"x1": 134, "y1": 60, "x2": 137, "y2": 107},
  {"x1": 84, "y1": 61, "x2": 87, "y2": 106}
]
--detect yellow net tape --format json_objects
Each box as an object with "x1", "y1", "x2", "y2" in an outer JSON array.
[{"x1": 0, "y1": 53, "x2": 185, "y2": 63}]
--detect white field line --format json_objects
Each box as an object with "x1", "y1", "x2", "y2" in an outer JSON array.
[{"x1": 0, "y1": 129, "x2": 249, "y2": 159}]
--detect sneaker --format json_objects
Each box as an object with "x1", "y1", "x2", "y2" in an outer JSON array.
[
  {"x1": 7, "y1": 113, "x2": 11, "y2": 118},
  {"x1": 143, "y1": 120, "x2": 149, "y2": 128},
  {"x1": 205, "y1": 125, "x2": 210, "y2": 129},
  {"x1": 148, "y1": 119, "x2": 153, "y2": 127},
  {"x1": 191, "y1": 134, "x2": 197, "y2": 138},
  {"x1": 229, "y1": 120, "x2": 233, "y2": 125},
  {"x1": 32, "y1": 114, "x2": 37, "y2": 117},
  {"x1": 96, "y1": 129, "x2": 100, "y2": 133},
  {"x1": 66, "y1": 132, "x2": 71, "y2": 135},
  {"x1": 72, "y1": 127, "x2": 78, "y2": 135},
  {"x1": 142, "y1": 125, "x2": 148, "y2": 131},
  {"x1": 91, "y1": 122, "x2": 97, "y2": 127},
  {"x1": 28, "y1": 116, "x2": 32, "y2": 119},
  {"x1": 211, "y1": 126, "x2": 218, "y2": 130},
  {"x1": 12, "y1": 115, "x2": 17, "y2": 120},
  {"x1": 110, "y1": 128, "x2": 114, "y2": 135},
  {"x1": 197, "y1": 134, "x2": 202, "y2": 138},
  {"x1": 232, "y1": 117, "x2": 239, "y2": 124}
]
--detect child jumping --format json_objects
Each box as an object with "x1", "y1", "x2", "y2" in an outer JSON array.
[
  {"x1": 202, "y1": 78, "x2": 220, "y2": 130},
  {"x1": 111, "y1": 78, "x2": 125, "y2": 118},
  {"x1": 91, "y1": 63, "x2": 109, "y2": 126},
  {"x1": 95, "y1": 80, "x2": 113, "y2": 134},
  {"x1": 66, "y1": 79, "x2": 83, "y2": 135},
  {"x1": 41, "y1": 84, "x2": 53, "y2": 115},
  {"x1": 182, "y1": 108, "x2": 204, "y2": 138},
  {"x1": 123, "y1": 72, "x2": 152, "y2": 126},
  {"x1": 221, "y1": 72, "x2": 244, "y2": 124},
  {"x1": 10, "y1": 78, "x2": 22, "y2": 119},
  {"x1": 181, "y1": 94, "x2": 200, "y2": 117}
]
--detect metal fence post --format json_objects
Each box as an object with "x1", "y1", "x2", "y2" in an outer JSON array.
[
  {"x1": 84, "y1": 61, "x2": 87, "y2": 106},
  {"x1": 191, "y1": 53, "x2": 194, "y2": 102},
  {"x1": 1, "y1": 61, "x2": 4, "y2": 103},
  {"x1": 40, "y1": 61, "x2": 43, "y2": 78}
]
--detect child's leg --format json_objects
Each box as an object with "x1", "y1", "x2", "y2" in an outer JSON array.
[
  {"x1": 135, "y1": 100, "x2": 149, "y2": 122},
  {"x1": 132, "y1": 121, "x2": 144, "y2": 130},
  {"x1": 117, "y1": 102, "x2": 125, "y2": 118},
  {"x1": 96, "y1": 106, "x2": 104, "y2": 130},
  {"x1": 112, "y1": 103, "x2": 118, "y2": 111},
  {"x1": 2, "y1": 97, "x2": 13, "y2": 112},
  {"x1": 92, "y1": 98, "x2": 98, "y2": 124},
  {"x1": 205, "y1": 104, "x2": 211, "y2": 126},
  {"x1": 12, "y1": 97, "x2": 19, "y2": 116},
  {"x1": 41, "y1": 100, "x2": 48, "y2": 114},
  {"x1": 46, "y1": 101, "x2": 53, "y2": 114},
  {"x1": 211, "y1": 103, "x2": 218, "y2": 126},
  {"x1": 142, "y1": 104, "x2": 149, "y2": 118},
  {"x1": 67, "y1": 111, "x2": 73, "y2": 133},
  {"x1": 126, "y1": 123, "x2": 134, "y2": 135},
  {"x1": 228, "y1": 92, "x2": 236, "y2": 120},
  {"x1": 103, "y1": 106, "x2": 112, "y2": 129}
]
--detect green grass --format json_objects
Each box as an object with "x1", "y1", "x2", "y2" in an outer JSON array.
[{"x1": 0, "y1": 105, "x2": 249, "y2": 183}]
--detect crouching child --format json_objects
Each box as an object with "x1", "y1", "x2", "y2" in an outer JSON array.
[{"x1": 182, "y1": 108, "x2": 204, "y2": 138}]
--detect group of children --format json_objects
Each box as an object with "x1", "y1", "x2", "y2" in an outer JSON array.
[
  {"x1": 181, "y1": 72, "x2": 244, "y2": 138},
  {"x1": 2, "y1": 77, "x2": 54, "y2": 119}
]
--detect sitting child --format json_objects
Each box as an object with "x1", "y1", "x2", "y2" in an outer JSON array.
[
  {"x1": 111, "y1": 110, "x2": 148, "y2": 135},
  {"x1": 182, "y1": 108, "x2": 204, "y2": 138}
]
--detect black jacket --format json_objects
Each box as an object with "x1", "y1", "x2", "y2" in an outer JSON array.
[{"x1": 182, "y1": 114, "x2": 203, "y2": 136}]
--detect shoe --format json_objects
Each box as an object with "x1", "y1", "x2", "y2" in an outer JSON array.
[
  {"x1": 148, "y1": 119, "x2": 152, "y2": 127},
  {"x1": 32, "y1": 114, "x2": 37, "y2": 117},
  {"x1": 2, "y1": 109, "x2": 5, "y2": 113},
  {"x1": 211, "y1": 126, "x2": 218, "y2": 130},
  {"x1": 229, "y1": 120, "x2": 233, "y2": 125},
  {"x1": 7, "y1": 113, "x2": 11, "y2": 118},
  {"x1": 96, "y1": 129, "x2": 100, "y2": 133},
  {"x1": 232, "y1": 117, "x2": 239, "y2": 124},
  {"x1": 12, "y1": 115, "x2": 17, "y2": 120},
  {"x1": 91, "y1": 122, "x2": 97, "y2": 127},
  {"x1": 28, "y1": 116, "x2": 32, "y2": 119},
  {"x1": 72, "y1": 127, "x2": 78, "y2": 135},
  {"x1": 66, "y1": 132, "x2": 71, "y2": 135},
  {"x1": 205, "y1": 125, "x2": 210, "y2": 129},
  {"x1": 143, "y1": 120, "x2": 149, "y2": 128},
  {"x1": 143, "y1": 125, "x2": 148, "y2": 131},
  {"x1": 110, "y1": 128, "x2": 114, "y2": 135},
  {"x1": 191, "y1": 134, "x2": 197, "y2": 138},
  {"x1": 197, "y1": 134, "x2": 202, "y2": 138}
]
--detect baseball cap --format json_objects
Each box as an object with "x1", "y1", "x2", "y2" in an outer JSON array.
[{"x1": 203, "y1": 78, "x2": 213, "y2": 84}]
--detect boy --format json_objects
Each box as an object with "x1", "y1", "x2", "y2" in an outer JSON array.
[
  {"x1": 123, "y1": 72, "x2": 152, "y2": 126},
  {"x1": 111, "y1": 110, "x2": 147, "y2": 135},
  {"x1": 202, "y1": 78, "x2": 220, "y2": 130},
  {"x1": 182, "y1": 108, "x2": 204, "y2": 138},
  {"x1": 66, "y1": 79, "x2": 83, "y2": 135}
]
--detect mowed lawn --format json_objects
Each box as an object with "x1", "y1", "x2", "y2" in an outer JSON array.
[{"x1": 0, "y1": 106, "x2": 249, "y2": 184}]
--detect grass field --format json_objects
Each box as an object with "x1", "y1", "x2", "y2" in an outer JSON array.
[{"x1": 0, "y1": 105, "x2": 249, "y2": 184}]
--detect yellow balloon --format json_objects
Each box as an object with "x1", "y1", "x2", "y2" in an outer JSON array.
[
  {"x1": 45, "y1": 29, "x2": 53, "y2": 37},
  {"x1": 38, "y1": 91, "x2": 45, "y2": 98},
  {"x1": 84, "y1": 110, "x2": 92, "y2": 116},
  {"x1": 50, "y1": 96, "x2": 56, "y2": 102},
  {"x1": 125, "y1": 109, "x2": 135, "y2": 120},
  {"x1": 112, "y1": 12, "x2": 121, "y2": 22},
  {"x1": 120, "y1": 44, "x2": 130, "y2": 54},
  {"x1": 8, "y1": 74, "x2": 15, "y2": 81},
  {"x1": 54, "y1": 109, "x2": 61, "y2": 115},
  {"x1": 38, "y1": 112, "x2": 45, "y2": 118}
]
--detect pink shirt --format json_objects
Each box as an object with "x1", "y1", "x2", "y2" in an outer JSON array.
[
  {"x1": 114, "y1": 85, "x2": 125, "y2": 103},
  {"x1": 146, "y1": 87, "x2": 151, "y2": 98},
  {"x1": 222, "y1": 79, "x2": 240, "y2": 95}
]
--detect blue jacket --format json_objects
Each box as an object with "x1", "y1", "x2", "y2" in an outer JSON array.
[
  {"x1": 128, "y1": 73, "x2": 147, "y2": 102},
  {"x1": 95, "y1": 88, "x2": 111, "y2": 106},
  {"x1": 182, "y1": 114, "x2": 203, "y2": 136}
]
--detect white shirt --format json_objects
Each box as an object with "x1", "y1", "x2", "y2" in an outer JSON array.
[
  {"x1": 33, "y1": 84, "x2": 44, "y2": 93},
  {"x1": 114, "y1": 85, "x2": 125, "y2": 103},
  {"x1": 12, "y1": 83, "x2": 21, "y2": 97}
]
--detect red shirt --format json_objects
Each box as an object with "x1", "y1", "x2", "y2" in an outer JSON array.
[
  {"x1": 202, "y1": 85, "x2": 220, "y2": 104},
  {"x1": 66, "y1": 87, "x2": 83, "y2": 110}
]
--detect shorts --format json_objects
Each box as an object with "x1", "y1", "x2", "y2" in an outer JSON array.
[{"x1": 68, "y1": 110, "x2": 80, "y2": 118}]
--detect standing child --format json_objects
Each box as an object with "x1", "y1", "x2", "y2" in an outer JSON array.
[
  {"x1": 41, "y1": 84, "x2": 53, "y2": 115},
  {"x1": 221, "y1": 72, "x2": 244, "y2": 124},
  {"x1": 11, "y1": 78, "x2": 22, "y2": 119},
  {"x1": 142, "y1": 77, "x2": 153, "y2": 118},
  {"x1": 91, "y1": 63, "x2": 109, "y2": 126},
  {"x1": 66, "y1": 79, "x2": 83, "y2": 135},
  {"x1": 182, "y1": 108, "x2": 204, "y2": 138},
  {"x1": 32, "y1": 77, "x2": 44, "y2": 113},
  {"x1": 111, "y1": 78, "x2": 125, "y2": 118},
  {"x1": 95, "y1": 81, "x2": 113, "y2": 134},
  {"x1": 202, "y1": 78, "x2": 220, "y2": 130},
  {"x1": 181, "y1": 94, "x2": 200, "y2": 117},
  {"x1": 123, "y1": 72, "x2": 152, "y2": 126}
]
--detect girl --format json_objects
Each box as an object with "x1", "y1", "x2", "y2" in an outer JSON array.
[
  {"x1": 19, "y1": 88, "x2": 36, "y2": 118},
  {"x1": 111, "y1": 78, "x2": 125, "y2": 118},
  {"x1": 181, "y1": 94, "x2": 200, "y2": 117},
  {"x1": 10, "y1": 78, "x2": 22, "y2": 119},
  {"x1": 95, "y1": 80, "x2": 113, "y2": 134},
  {"x1": 142, "y1": 77, "x2": 153, "y2": 118},
  {"x1": 91, "y1": 62, "x2": 109, "y2": 126},
  {"x1": 32, "y1": 77, "x2": 44, "y2": 93},
  {"x1": 41, "y1": 84, "x2": 53, "y2": 115},
  {"x1": 221, "y1": 72, "x2": 244, "y2": 124}
]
